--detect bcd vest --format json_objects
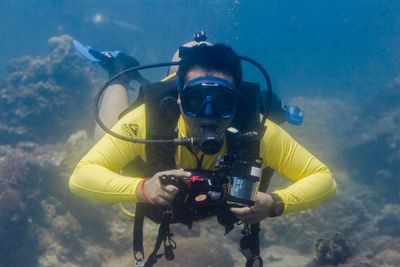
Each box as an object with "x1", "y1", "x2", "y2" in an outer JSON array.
[{"x1": 120, "y1": 79, "x2": 273, "y2": 267}]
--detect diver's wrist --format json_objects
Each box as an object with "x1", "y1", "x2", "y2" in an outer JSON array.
[
  {"x1": 135, "y1": 179, "x2": 146, "y2": 203},
  {"x1": 141, "y1": 178, "x2": 156, "y2": 205},
  {"x1": 269, "y1": 193, "x2": 284, "y2": 217},
  {"x1": 136, "y1": 178, "x2": 155, "y2": 204}
]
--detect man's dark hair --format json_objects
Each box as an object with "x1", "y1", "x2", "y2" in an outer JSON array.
[{"x1": 177, "y1": 44, "x2": 242, "y2": 88}]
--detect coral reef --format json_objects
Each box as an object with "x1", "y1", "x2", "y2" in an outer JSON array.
[
  {"x1": 261, "y1": 245, "x2": 312, "y2": 267},
  {"x1": 0, "y1": 187, "x2": 36, "y2": 266},
  {"x1": 0, "y1": 148, "x2": 37, "y2": 266},
  {"x1": 0, "y1": 189, "x2": 28, "y2": 251},
  {"x1": 154, "y1": 237, "x2": 235, "y2": 267},
  {"x1": 40, "y1": 197, "x2": 82, "y2": 244},
  {"x1": 342, "y1": 83, "x2": 400, "y2": 201},
  {"x1": 36, "y1": 227, "x2": 77, "y2": 267},
  {"x1": 0, "y1": 35, "x2": 96, "y2": 145}
]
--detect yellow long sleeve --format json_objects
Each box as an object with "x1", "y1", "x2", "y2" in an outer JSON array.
[
  {"x1": 69, "y1": 104, "x2": 336, "y2": 213},
  {"x1": 69, "y1": 105, "x2": 147, "y2": 203},
  {"x1": 261, "y1": 121, "x2": 337, "y2": 214}
]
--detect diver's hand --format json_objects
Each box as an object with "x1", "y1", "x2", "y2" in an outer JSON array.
[
  {"x1": 138, "y1": 169, "x2": 191, "y2": 206},
  {"x1": 230, "y1": 192, "x2": 274, "y2": 224}
]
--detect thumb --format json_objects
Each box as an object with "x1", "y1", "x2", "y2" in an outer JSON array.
[
  {"x1": 230, "y1": 206, "x2": 252, "y2": 216},
  {"x1": 163, "y1": 184, "x2": 179, "y2": 195}
]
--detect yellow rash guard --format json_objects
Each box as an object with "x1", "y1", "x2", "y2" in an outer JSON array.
[{"x1": 69, "y1": 104, "x2": 336, "y2": 214}]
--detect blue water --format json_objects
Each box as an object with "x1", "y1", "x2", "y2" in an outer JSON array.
[{"x1": 1, "y1": 0, "x2": 399, "y2": 101}]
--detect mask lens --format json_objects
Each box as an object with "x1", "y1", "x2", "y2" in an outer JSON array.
[
  {"x1": 211, "y1": 87, "x2": 236, "y2": 115},
  {"x1": 182, "y1": 88, "x2": 205, "y2": 114},
  {"x1": 181, "y1": 85, "x2": 236, "y2": 118}
]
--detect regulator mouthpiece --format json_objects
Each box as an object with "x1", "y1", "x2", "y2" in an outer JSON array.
[{"x1": 194, "y1": 126, "x2": 224, "y2": 155}]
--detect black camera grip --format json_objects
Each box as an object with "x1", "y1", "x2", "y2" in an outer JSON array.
[{"x1": 159, "y1": 175, "x2": 178, "y2": 187}]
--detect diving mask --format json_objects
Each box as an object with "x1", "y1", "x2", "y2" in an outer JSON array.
[{"x1": 179, "y1": 77, "x2": 238, "y2": 119}]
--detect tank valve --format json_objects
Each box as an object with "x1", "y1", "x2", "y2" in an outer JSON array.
[{"x1": 194, "y1": 30, "x2": 207, "y2": 42}]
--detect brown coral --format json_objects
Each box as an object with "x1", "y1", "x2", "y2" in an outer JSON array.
[
  {"x1": 0, "y1": 35, "x2": 97, "y2": 145},
  {"x1": 0, "y1": 153, "x2": 29, "y2": 186}
]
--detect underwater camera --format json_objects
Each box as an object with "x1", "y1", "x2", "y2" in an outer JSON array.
[
  {"x1": 223, "y1": 127, "x2": 262, "y2": 206},
  {"x1": 159, "y1": 170, "x2": 227, "y2": 209},
  {"x1": 160, "y1": 127, "x2": 262, "y2": 208}
]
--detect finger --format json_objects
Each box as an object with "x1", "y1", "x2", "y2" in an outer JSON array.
[
  {"x1": 240, "y1": 217, "x2": 258, "y2": 225},
  {"x1": 162, "y1": 185, "x2": 179, "y2": 196},
  {"x1": 231, "y1": 206, "x2": 253, "y2": 217},
  {"x1": 157, "y1": 196, "x2": 171, "y2": 206},
  {"x1": 226, "y1": 201, "x2": 247, "y2": 207},
  {"x1": 159, "y1": 191, "x2": 174, "y2": 202},
  {"x1": 236, "y1": 210, "x2": 258, "y2": 224},
  {"x1": 161, "y1": 169, "x2": 191, "y2": 178}
]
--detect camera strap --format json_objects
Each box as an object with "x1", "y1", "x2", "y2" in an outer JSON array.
[
  {"x1": 145, "y1": 210, "x2": 175, "y2": 266},
  {"x1": 134, "y1": 205, "x2": 176, "y2": 267},
  {"x1": 240, "y1": 223, "x2": 263, "y2": 267}
]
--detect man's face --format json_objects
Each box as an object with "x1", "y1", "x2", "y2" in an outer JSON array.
[{"x1": 178, "y1": 67, "x2": 236, "y2": 137}]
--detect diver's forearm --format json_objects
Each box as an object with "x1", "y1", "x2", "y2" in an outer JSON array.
[
  {"x1": 273, "y1": 172, "x2": 337, "y2": 214},
  {"x1": 69, "y1": 163, "x2": 142, "y2": 203}
]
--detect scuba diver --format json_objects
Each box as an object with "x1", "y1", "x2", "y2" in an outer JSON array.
[{"x1": 70, "y1": 32, "x2": 336, "y2": 267}]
